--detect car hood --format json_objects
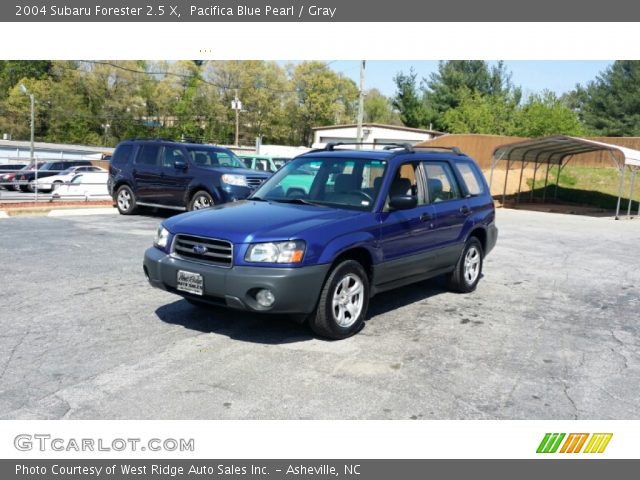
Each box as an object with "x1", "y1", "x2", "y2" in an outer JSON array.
[
  {"x1": 163, "y1": 200, "x2": 364, "y2": 243},
  {"x1": 201, "y1": 166, "x2": 269, "y2": 177}
]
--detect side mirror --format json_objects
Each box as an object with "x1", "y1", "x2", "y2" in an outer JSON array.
[
  {"x1": 389, "y1": 195, "x2": 417, "y2": 210},
  {"x1": 174, "y1": 160, "x2": 187, "y2": 170}
]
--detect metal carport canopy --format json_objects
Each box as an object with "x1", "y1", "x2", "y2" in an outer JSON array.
[{"x1": 489, "y1": 135, "x2": 640, "y2": 219}]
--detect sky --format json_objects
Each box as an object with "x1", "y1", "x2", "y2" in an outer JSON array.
[{"x1": 324, "y1": 60, "x2": 613, "y2": 98}]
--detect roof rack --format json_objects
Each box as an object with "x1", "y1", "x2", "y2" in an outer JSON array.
[
  {"x1": 410, "y1": 145, "x2": 464, "y2": 155},
  {"x1": 316, "y1": 142, "x2": 464, "y2": 155},
  {"x1": 122, "y1": 137, "x2": 177, "y2": 142},
  {"x1": 323, "y1": 142, "x2": 413, "y2": 151}
]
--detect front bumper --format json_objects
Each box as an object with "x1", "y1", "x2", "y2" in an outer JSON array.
[{"x1": 144, "y1": 247, "x2": 330, "y2": 314}]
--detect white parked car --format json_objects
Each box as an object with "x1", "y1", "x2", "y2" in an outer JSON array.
[
  {"x1": 35, "y1": 165, "x2": 106, "y2": 192},
  {"x1": 52, "y1": 172, "x2": 110, "y2": 199}
]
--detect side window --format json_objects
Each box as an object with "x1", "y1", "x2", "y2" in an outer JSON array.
[
  {"x1": 161, "y1": 146, "x2": 187, "y2": 168},
  {"x1": 135, "y1": 145, "x2": 160, "y2": 166},
  {"x1": 386, "y1": 162, "x2": 423, "y2": 206},
  {"x1": 455, "y1": 162, "x2": 485, "y2": 196},
  {"x1": 111, "y1": 144, "x2": 133, "y2": 167},
  {"x1": 423, "y1": 162, "x2": 461, "y2": 203}
]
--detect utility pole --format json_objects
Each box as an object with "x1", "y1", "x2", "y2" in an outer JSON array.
[
  {"x1": 20, "y1": 84, "x2": 37, "y2": 200},
  {"x1": 232, "y1": 89, "x2": 242, "y2": 147},
  {"x1": 356, "y1": 61, "x2": 366, "y2": 149}
]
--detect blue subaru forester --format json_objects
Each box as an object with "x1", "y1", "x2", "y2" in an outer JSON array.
[{"x1": 144, "y1": 144, "x2": 498, "y2": 339}]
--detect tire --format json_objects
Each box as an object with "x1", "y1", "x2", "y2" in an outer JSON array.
[
  {"x1": 116, "y1": 185, "x2": 138, "y2": 215},
  {"x1": 19, "y1": 185, "x2": 29, "y2": 193},
  {"x1": 448, "y1": 237, "x2": 483, "y2": 293},
  {"x1": 188, "y1": 190, "x2": 214, "y2": 211},
  {"x1": 309, "y1": 260, "x2": 369, "y2": 340},
  {"x1": 51, "y1": 181, "x2": 62, "y2": 192}
]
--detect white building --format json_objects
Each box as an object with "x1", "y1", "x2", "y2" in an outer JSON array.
[{"x1": 312, "y1": 123, "x2": 444, "y2": 149}]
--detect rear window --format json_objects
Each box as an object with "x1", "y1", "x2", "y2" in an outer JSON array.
[
  {"x1": 455, "y1": 162, "x2": 485, "y2": 196},
  {"x1": 111, "y1": 144, "x2": 134, "y2": 167}
]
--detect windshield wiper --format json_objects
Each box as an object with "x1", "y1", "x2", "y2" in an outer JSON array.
[
  {"x1": 271, "y1": 198, "x2": 323, "y2": 206},
  {"x1": 249, "y1": 196, "x2": 266, "y2": 201}
]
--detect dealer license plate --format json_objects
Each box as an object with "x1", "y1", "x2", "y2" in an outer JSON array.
[{"x1": 177, "y1": 270, "x2": 204, "y2": 296}]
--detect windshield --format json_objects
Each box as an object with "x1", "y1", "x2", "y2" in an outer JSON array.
[
  {"x1": 186, "y1": 146, "x2": 245, "y2": 168},
  {"x1": 251, "y1": 156, "x2": 388, "y2": 211}
]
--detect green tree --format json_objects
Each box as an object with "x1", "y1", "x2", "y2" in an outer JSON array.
[
  {"x1": 364, "y1": 88, "x2": 400, "y2": 124},
  {"x1": 441, "y1": 88, "x2": 519, "y2": 135},
  {"x1": 392, "y1": 69, "x2": 425, "y2": 128},
  {"x1": 0, "y1": 61, "x2": 53, "y2": 99},
  {"x1": 568, "y1": 61, "x2": 640, "y2": 136},
  {"x1": 290, "y1": 61, "x2": 358, "y2": 145},
  {"x1": 514, "y1": 91, "x2": 585, "y2": 137},
  {"x1": 206, "y1": 60, "x2": 291, "y2": 145},
  {"x1": 422, "y1": 61, "x2": 520, "y2": 130}
]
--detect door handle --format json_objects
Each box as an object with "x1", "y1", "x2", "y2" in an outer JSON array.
[
  {"x1": 460, "y1": 205, "x2": 471, "y2": 216},
  {"x1": 420, "y1": 212, "x2": 433, "y2": 222}
]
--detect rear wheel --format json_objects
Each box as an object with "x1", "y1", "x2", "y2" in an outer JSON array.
[
  {"x1": 448, "y1": 237, "x2": 483, "y2": 293},
  {"x1": 309, "y1": 260, "x2": 369, "y2": 340},
  {"x1": 116, "y1": 185, "x2": 138, "y2": 215},
  {"x1": 188, "y1": 190, "x2": 214, "y2": 211}
]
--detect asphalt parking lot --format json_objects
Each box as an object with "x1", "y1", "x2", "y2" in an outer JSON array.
[{"x1": 0, "y1": 208, "x2": 639, "y2": 420}]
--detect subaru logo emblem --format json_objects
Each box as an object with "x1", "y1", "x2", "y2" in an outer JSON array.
[{"x1": 193, "y1": 244, "x2": 207, "y2": 255}]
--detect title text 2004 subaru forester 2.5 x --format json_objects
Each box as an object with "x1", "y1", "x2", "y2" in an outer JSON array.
[{"x1": 144, "y1": 144, "x2": 498, "y2": 339}]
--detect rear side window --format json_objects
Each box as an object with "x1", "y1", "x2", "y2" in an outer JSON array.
[
  {"x1": 423, "y1": 162, "x2": 461, "y2": 203},
  {"x1": 111, "y1": 144, "x2": 134, "y2": 167},
  {"x1": 455, "y1": 162, "x2": 485, "y2": 196},
  {"x1": 135, "y1": 145, "x2": 160, "y2": 166}
]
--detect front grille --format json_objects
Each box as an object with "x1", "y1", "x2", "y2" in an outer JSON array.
[
  {"x1": 246, "y1": 176, "x2": 266, "y2": 188},
  {"x1": 172, "y1": 234, "x2": 233, "y2": 267}
]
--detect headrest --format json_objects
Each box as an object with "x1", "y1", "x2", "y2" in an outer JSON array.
[{"x1": 389, "y1": 177, "x2": 412, "y2": 197}]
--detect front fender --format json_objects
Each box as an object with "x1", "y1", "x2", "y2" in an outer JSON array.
[{"x1": 315, "y1": 231, "x2": 379, "y2": 265}]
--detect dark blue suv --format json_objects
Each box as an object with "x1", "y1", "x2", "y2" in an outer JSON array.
[
  {"x1": 143, "y1": 144, "x2": 498, "y2": 339},
  {"x1": 108, "y1": 139, "x2": 270, "y2": 214}
]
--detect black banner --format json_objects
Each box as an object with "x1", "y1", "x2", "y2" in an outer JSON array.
[
  {"x1": 3, "y1": 460, "x2": 639, "y2": 480},
  {"x1": 5, "y1": 0, "x2": 640, "y2": 22}
]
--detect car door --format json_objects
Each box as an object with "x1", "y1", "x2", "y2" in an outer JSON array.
[
  {"x1": 422, "y1": 161, "x2": 470, "y2": 268},
  {"x1": 132, "y1": 143, "x2": 162, "y2": 202},
  {"x1": 156, "y1": 144, "x2": 193, "y2": 206},
  {"x1": 376, "y1": 161, "x2": 438, "y2": 284}
]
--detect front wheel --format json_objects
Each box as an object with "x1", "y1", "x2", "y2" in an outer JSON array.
[
  {"x1": 116, "y1": 185, "x2": 138, "y2": 215},
  {"x1": 448, "y1": 237, "x2": 484, "y2": 293},
  {"x1": 309, "y1": 260, "x2": 369, "y2": 340},
  {"x1": 188, "y1": 190, "x2": 214, "y2": 211}
]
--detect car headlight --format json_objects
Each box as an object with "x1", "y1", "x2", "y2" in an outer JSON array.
[
  {"x1": 221, "y1": 174, "x2": 248, "y2": 187},
  {"x1": 245, "y1": 240, "x2": 306, "y2": 264},
  {"x1": 154, "y1": 226, "x2": 170, "y2": 249}
]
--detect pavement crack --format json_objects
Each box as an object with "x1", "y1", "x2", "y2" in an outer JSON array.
[
  {"x1": 0, "y1": 328, "x2": 29, "y2": 380},
  {"x1": 609, "y1": 331, "x2": 630, "y2": 371},
  {"x1": 562, "y1": 382, "x2": 579, "y2": 420}
]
